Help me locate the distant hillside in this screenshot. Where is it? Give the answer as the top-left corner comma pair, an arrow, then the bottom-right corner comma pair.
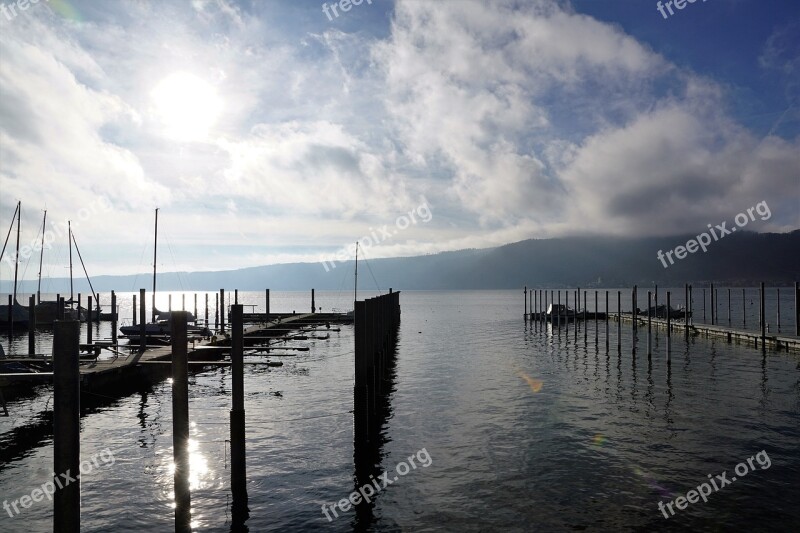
2,230 -> 799,292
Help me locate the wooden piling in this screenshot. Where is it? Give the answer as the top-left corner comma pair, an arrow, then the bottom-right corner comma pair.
194,294 -> 198,319
56,294 -> 62,320
139,288 -> 146,353
776,288 -> 781,333
742,288 -> 746,328
220,289 -> 225,332
182,293 -> 185,311
235,289 -> 238,305
605,291 -> 609,352
215,293 -> 219,329
265,289 -> 270,319
205,293 -> 209,327
617,291 -> 621,351
53,319 -> 80,532
95,293 -> 100,322
230,305 -> 249,522
171,312 -> 191,532
87,296 -> 92,345
647,291 -> 652,356
8,294 -> 12,334
667,291 -> 671,337
169,294 -> 172,313
28,295 -> 35,354
524,286 -> 528,318
111,291 -> 117,346
132,293 -> 137,326
760,282 -> 766,342
312,288 -> 316,314
710,283 -> 715,325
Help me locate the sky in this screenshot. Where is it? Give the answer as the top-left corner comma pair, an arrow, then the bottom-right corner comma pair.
0,0 -> 798,280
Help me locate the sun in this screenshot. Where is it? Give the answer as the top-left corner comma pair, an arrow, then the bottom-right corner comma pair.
151,72 -> 223,142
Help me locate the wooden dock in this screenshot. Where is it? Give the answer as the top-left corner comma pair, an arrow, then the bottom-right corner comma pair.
0,312 -> 346,397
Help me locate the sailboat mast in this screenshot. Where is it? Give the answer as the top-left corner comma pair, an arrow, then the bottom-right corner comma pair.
68,220 -> 74,305
152,208 -> 158,322
37,210 -> 47,304
13,202 -> 20,305
353,241 -> 358,306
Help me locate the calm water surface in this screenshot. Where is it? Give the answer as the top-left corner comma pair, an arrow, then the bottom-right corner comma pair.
1,290 -> 798,531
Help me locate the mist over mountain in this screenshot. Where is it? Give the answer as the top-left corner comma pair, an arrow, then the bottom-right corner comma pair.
3,231 -> 798,294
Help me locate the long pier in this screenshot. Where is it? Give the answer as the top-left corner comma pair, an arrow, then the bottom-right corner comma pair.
522,283 -> 800,353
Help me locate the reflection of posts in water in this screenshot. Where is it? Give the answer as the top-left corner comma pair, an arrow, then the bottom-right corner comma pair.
53,319 -> 80,532
171,312 -> 191,533
230,305 -> 250,526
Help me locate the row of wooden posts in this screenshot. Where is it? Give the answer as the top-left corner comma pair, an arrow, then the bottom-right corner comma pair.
524,282 -> 800,338
354,290 -> 401,445
50,307 -> 250,531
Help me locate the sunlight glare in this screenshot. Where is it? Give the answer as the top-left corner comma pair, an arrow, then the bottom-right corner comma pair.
151,72 -> 223,142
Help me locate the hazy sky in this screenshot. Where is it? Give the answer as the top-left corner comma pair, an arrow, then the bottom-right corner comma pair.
1,0 -> 798,279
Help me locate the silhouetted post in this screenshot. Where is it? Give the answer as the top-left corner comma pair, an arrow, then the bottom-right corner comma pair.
95,293 -> 101,322
265,289 -> 270,319
524,286 -> 528,318
594,290 -> 598,329
667,291 -> 672,338
194,294 -> 198,319
87,296 -> 93,345
714,286 -> 719,325
742,288 -> 746,328
220,289 -> 225,332
215,293 -> 219,329
685,284 -> 689,332
557,291 -> 561,329
53,319 -> 80,532
28,295 -> 35,354
710,283 -> 714,325
230,305 -> 249,523
688,285 -> 693,325
312,288 -> 316,314
577,287 -> 581,312
169,294 -> 172,312
776,288 -> 780,333
7,294 -> 12,334
545,291 -> 549,325
182,294 -> 185,311
702,288 -> 706,322
111,291 -> 117,346
617,291 -> 621,351
605,291 -> 609,351
354,300 -> 369,443
139,288 -> 146,353
235,289 -> 238,305
727,288 -> 731,325
205,293 -> 209,327
633,285 -> 637,331
655,284 -> 658,309
132,294 -> 137,326
171,312 -> 191,532
647,291 -> 652,356
529,289 -> 533,321
760,282 -> 765,342
583,290 -> 587,343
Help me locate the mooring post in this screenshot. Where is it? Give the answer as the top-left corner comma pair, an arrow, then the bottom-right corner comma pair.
171,311 -> 191,532
605,291 -> 609,351
667,291 -> 672,338
583,290 -> 587,343
714,286 -> 719,326
53,319 -> 80,532
544,291 -> 549,325
139,288 -> 146,353
685,284 -> 690,334
529,288 -> 533,321
205,293 -> 209,327
742,288 -> 746,328
215,293 -> 219,329
633,285 -> 637,331
647,291 -> 652,356
111,291 -> 117,346
132,294 -> 137,326
760,282 -> 765,342
727,288 -> 731,325
235,289 -> 238,305
28,295 -> 36,355
688,284 -> 693,325
265,289 -> 270,319
169,294 -> 172,313
95,293 -> 101,322
594,290 -> 598,329
87,296 -> 93,346
230,304 -> 249,523
557,291 -> 561,329
617,291 -> 621,352
776,288 -> 781,333
702,288 -> 706,322
7,294 -> 12,334
710,283 -> 714,325
524,286 -> 528,318
194,294 -> 198,320
220,289 -> 225,332
312,288 -> 316,314
56,294 -> 62,320
182,294 -> 185,311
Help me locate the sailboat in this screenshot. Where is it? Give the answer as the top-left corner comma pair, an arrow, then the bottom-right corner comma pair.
0,201 -> 30,329
119,209 -> 209,342
33,211 -> 82,324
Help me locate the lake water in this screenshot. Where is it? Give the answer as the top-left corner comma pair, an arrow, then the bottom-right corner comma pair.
1,290 -> 798,531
